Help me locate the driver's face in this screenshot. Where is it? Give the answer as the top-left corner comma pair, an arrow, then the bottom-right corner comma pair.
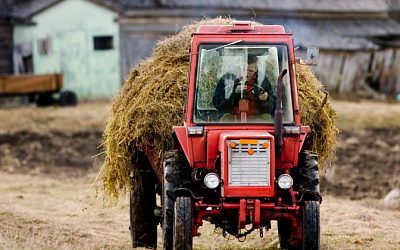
246,63 -> 257,81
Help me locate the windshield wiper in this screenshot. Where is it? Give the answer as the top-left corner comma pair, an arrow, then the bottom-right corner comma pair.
207,40 -> 243,52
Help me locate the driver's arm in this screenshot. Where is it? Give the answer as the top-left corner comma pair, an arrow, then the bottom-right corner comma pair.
256,77 -> 276,114
212,74 -> 239,113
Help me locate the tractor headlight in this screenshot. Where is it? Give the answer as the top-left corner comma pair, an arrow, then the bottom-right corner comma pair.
204,173 -> 220,189
277,174 -> 293,189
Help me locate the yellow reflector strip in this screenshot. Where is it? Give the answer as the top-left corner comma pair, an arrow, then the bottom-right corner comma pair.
239,139 -> 259,145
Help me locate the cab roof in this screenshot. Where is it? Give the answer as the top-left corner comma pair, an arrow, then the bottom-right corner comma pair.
195,21 -> 286,35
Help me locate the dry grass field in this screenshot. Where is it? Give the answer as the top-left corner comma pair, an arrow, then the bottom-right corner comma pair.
0,100 -> 399,249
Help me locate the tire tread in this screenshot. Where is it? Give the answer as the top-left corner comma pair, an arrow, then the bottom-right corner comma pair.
302,201 -> 320,250
174,196 -> 193,250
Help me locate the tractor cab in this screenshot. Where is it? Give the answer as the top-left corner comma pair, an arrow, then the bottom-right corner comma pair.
193,42 -> 293,124
164,21 -> 321,250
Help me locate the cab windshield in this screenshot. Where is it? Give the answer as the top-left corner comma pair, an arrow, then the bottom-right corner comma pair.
193,44 -> 293,124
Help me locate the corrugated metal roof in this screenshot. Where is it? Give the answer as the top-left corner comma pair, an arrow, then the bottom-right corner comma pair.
163,0 -> 393,12
259,18 -> 400,50
387,0 -> 400,10
11,0 -> 157,18
12,0 -> 61,19
8,0 -> 400,51
12,0 -> 125,19
111,0 -> 157,8
12,0 -> 400,18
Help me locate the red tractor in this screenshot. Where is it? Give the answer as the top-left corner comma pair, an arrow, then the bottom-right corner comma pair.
130,21 -> 321,250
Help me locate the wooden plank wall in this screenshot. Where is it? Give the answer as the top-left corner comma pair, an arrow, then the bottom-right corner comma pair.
119,18 -> 192,78
339,51 -> 371,93
313,51 -> 345,91
314,50 -> 400,97
370,49 -> 398,96
0,17 -> 13,74
394,49 -> 400,94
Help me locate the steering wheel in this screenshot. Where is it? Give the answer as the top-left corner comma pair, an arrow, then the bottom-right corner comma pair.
247,84 -> 265,93
237,83 -> 266,98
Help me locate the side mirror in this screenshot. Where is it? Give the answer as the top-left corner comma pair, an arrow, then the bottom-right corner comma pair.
306,47 -> 319,65
296,47 -> 319,66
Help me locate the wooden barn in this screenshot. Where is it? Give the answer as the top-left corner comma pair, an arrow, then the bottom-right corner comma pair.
258,17 -> 400,98
112,0 -> 400,98
3,0 -> 400,98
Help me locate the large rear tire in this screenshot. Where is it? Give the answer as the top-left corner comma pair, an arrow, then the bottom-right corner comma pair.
129,153 -> 157,249
173,196 -> 193,250
296,151 -> 320,193
162,151 -> 185,250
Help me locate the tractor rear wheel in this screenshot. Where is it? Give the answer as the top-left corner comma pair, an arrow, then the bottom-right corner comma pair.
302,201 -> 320,249
173,196 -> 193,250
296,151 -> 320,193
162,151 -> 185,250
129,153 -> 157,248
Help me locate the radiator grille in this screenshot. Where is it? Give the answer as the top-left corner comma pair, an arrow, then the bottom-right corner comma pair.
228,139 -> 271,186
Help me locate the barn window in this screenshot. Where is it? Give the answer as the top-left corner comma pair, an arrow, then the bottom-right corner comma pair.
93,36 -> 113,50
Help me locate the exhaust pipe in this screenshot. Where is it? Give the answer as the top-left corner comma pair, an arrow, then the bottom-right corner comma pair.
274,69 -> 287,154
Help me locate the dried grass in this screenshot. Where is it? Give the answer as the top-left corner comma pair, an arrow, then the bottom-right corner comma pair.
102,18 -> 338,199
296,64 -> 339,169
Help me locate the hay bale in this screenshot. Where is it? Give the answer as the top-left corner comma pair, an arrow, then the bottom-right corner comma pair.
102,18 -> 338,199
296,64 -> 339,169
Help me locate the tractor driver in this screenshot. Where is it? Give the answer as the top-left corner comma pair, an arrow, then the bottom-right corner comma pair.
212,55 -> 275,121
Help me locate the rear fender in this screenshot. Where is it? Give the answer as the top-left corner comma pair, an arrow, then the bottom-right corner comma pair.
299,126 -> 309,152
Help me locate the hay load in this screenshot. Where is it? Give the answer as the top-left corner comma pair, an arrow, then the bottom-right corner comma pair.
296,64 -> 338,169
102,18 -> 338,199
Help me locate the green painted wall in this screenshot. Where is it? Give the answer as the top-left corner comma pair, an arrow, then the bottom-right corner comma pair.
14,0 -> 121,99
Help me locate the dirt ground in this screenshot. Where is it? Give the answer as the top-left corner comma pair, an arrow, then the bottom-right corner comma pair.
321,101 -> 400,200
0,100 -> 399,249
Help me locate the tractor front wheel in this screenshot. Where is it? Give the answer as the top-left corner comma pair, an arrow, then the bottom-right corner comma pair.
302,200 -> 320,249
278,201 -> 320,250
173,196 -> 193,250
162,151 -> 185,250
